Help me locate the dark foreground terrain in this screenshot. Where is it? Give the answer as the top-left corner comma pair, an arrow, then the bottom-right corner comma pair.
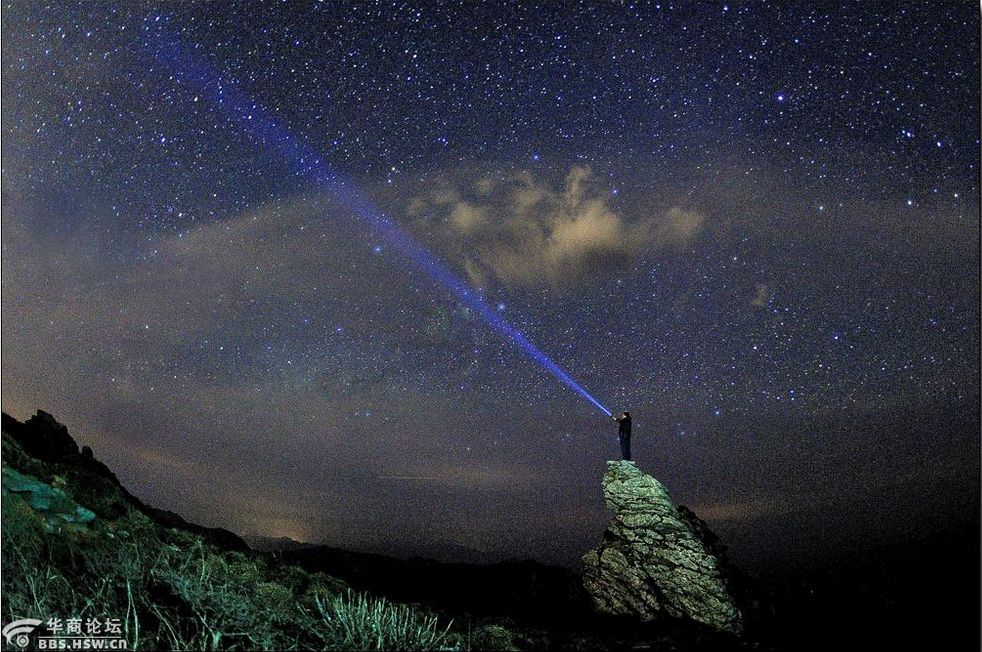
2,410 -> 978,650
265,523 -> 980,651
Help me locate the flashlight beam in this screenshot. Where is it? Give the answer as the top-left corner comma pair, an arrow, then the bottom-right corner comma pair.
149,34 -> 612,418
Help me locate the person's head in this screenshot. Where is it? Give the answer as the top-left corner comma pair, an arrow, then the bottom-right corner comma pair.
623,411 -> 631,419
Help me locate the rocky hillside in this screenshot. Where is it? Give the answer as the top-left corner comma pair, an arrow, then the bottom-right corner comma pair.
2,411 -> 249,550
2,410 -> 755,650
0,411 -> 458,650
4,408 -> 975,650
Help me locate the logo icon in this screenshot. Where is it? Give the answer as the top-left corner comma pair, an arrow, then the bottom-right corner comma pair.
2,619 -> 42,648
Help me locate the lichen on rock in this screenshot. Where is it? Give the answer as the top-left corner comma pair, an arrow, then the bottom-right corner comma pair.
581,460 -> 743,634
2,467 -> 96,528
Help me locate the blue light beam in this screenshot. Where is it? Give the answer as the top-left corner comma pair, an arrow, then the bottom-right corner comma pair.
149,35 -> 612,418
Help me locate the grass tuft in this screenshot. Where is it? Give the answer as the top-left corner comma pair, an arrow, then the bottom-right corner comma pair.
2,457 -> 452,651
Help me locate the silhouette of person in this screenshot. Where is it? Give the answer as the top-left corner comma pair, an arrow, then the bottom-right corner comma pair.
612,411 -> 632,461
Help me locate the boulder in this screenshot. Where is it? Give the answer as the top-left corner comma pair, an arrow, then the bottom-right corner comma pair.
581,460 -> 743,634
3,467 -> 96,526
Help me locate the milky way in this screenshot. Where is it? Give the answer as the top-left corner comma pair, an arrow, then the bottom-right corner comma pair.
2,2 -> 978,568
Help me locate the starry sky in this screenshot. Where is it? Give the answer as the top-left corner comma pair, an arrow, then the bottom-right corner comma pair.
2,1 -> 978,569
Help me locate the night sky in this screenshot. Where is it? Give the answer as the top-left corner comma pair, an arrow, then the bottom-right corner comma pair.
2,1 -> 978,570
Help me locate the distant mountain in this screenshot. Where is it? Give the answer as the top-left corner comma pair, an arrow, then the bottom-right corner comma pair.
276,543 -> 590,625
242,533 -> 315,552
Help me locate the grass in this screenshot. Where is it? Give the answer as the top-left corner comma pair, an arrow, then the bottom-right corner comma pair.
1,434 -> 455,651
310,591 -> 451,651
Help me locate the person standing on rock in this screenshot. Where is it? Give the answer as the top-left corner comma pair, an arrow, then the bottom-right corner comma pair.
612,411 -> 632,461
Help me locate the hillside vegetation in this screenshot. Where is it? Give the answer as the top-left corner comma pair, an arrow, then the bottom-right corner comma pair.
1,413 -> 463,651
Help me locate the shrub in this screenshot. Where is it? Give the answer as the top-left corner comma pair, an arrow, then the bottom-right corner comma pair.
310,590 -> 451,651
470,624 -> 521,651
2,442 -> 458,651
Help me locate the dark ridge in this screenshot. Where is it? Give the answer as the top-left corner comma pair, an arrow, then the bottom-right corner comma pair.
1,410 -> 248,551
277,544 -> 591,626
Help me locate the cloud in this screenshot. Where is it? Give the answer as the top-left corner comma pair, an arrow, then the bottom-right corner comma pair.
448,201 -> 489,234
751,283 -> 771,307
415,166 -> 706,289
687,496 -> 799,523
